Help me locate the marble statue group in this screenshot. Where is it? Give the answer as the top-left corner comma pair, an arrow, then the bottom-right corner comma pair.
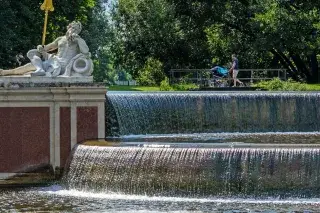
0,21 -> 93,78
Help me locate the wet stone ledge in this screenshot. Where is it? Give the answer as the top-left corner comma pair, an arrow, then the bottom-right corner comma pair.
0,165 -> 56,188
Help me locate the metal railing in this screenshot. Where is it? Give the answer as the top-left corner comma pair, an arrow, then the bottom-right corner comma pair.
169,69 -> 287,87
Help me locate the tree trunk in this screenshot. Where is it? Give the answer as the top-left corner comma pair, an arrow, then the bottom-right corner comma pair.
270,49 -> 298,80
309,52 -> 319,83
289,52 -> 311,82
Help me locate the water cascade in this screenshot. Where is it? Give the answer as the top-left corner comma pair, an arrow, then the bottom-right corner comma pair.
106,92 -> 320,136
64,144 -> 320,197
63,92 -> 320,198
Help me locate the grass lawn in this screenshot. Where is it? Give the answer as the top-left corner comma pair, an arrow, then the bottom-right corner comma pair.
107,85 -> 160,91
305,84 -> 320,90
107,83 -> 320,91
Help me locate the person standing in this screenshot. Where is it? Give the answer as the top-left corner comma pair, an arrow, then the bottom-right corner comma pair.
229,54 -> 243,87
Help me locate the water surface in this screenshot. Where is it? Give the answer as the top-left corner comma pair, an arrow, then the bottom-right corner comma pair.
2,186 -> 320,212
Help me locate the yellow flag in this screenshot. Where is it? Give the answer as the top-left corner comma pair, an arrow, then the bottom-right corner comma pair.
41,0 -> 54,12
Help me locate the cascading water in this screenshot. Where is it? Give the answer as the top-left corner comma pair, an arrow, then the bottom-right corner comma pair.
5,94 -> 320,212
64,144 -> 320,197
105,92 -> 320,136
63,91 -> 320,199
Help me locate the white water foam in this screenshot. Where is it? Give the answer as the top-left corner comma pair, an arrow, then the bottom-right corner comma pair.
39,187 -> 320,205
120,131 -> 320,139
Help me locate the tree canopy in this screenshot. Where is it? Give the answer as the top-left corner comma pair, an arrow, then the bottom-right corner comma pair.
112,0 -> 320,83
0,0 -> 111,82
1,0 -> 320,83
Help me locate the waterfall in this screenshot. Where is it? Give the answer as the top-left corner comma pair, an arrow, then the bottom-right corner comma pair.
62,91 -> 320,197
63,144 -> 320,197
106,92 -> 320,136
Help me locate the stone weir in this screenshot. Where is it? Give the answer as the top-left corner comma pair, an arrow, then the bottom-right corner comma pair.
0,76 -> 106,186
106,91 -> 320,136
62,142 -> 320,198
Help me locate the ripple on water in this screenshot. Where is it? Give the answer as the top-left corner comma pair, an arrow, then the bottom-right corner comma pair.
1,187 -> 320,212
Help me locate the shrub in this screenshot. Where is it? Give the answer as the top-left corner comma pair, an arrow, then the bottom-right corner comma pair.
160,77 -> 174,91
136,58 -> 166,86
172,83 -> 199,91
254,78 -> 307,91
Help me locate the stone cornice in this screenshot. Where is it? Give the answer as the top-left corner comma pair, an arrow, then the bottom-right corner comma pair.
0,87 -> 107,102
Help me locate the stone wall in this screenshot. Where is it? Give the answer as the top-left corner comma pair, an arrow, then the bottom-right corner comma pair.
0,86 -> 106,182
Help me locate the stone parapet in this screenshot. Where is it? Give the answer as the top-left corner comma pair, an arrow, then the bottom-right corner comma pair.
0,87 -> 106,102
0,76 -> 93,84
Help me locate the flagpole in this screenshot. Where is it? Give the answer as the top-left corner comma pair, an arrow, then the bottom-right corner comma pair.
40,0 -> 54,46
42,10 -> 49,46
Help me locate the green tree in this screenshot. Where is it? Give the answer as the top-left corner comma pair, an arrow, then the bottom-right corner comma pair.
136,57 -> 165,86
0,0 -> 43,69
252,0 -> 320,82
112,0 -> 181,77
0,0 -> 112,82
112,0 -> 221,84
205,0 -> 320,82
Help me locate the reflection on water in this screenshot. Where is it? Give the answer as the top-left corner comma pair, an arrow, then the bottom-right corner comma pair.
1,186 -> 320,212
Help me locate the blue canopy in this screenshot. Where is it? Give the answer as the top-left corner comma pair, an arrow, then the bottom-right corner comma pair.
211,66 -> 228,77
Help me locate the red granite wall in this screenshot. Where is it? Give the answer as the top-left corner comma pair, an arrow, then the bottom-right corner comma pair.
0,107 -> 50,173
60,107 -> 71,168
77,107 -> 98,143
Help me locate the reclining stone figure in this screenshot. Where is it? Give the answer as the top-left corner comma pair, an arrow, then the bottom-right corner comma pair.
0,21 -> 93,77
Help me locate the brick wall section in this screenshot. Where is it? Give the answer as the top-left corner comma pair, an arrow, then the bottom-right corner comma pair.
0,107 -> 50,172
60,107 -> 71,168
77,106 -> 98,143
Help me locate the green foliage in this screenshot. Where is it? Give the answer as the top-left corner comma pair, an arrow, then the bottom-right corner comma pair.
205,0 -> 320,82
0,0 -> 43,69
304,84 -> 320,90
112,0 -> 181,76
109,83 -> 198,91
172,83 -> 199,91
160,77 -> 174,91
50,1 -> 114,83
137,58 -> 165,86
82,3 -> 113,83
3,0 -> 320,84
159,76 -> 199,91
254,78 -> 307,91
112,0 -> 215,78
0,0 -> 113,82
113,0 -> 320,83
108,85 -> 160,91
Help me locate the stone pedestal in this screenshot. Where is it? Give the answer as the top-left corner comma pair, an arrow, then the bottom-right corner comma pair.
0,82 -> 106,184
0,76 -> 93,84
